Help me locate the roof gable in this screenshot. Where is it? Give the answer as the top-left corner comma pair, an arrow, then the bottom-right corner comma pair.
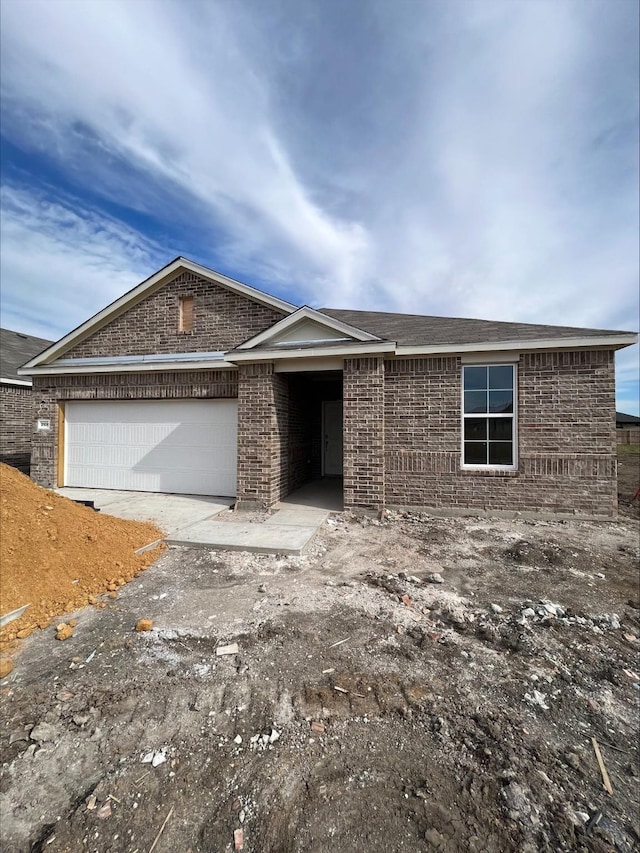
22,258 -> 298,369
234,306 -> 382,351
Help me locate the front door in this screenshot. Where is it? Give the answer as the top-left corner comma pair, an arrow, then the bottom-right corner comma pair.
322,400 -> 343,476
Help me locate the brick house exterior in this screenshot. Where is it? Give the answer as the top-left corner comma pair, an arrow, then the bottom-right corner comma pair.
19,258 -> 637,518
1,328 -> 53,472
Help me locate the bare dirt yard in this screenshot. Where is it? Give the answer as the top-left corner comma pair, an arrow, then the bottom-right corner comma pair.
1,449 -> 639,853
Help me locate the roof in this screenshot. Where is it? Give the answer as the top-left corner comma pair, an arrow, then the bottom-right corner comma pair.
320,308 -> 633,348
616,411 -> 640,424
1,328 -> 53,383
17,257 -> 638,376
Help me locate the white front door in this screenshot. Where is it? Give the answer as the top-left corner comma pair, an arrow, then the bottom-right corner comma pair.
322,400 -> 343,476
64,399 -> 238,496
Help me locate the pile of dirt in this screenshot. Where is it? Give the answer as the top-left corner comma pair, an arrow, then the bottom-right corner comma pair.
0,464 -> 164,649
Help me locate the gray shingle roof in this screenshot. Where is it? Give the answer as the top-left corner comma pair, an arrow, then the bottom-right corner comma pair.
319,308 -> 632,347
616,411 -> 640,425
1,328 -> 53,382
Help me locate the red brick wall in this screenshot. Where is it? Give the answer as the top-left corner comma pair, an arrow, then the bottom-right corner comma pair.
31,370 -> 237,489
344,356 -> 385,510
65,271 -> 286,358
0,384 -> 34,471
384,350 -> 617,516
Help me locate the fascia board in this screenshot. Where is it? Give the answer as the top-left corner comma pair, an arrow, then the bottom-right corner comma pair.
236,305 -> 381,350
21,257 -> 298,370
1,377 -> 33,386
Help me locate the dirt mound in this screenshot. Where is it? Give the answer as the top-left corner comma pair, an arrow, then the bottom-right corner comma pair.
0,464 -> 164,648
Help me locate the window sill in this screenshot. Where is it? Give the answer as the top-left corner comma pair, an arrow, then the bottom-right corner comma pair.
459,466 -> 519,477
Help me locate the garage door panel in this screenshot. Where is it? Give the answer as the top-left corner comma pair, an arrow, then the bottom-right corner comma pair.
64,400 -> 238,496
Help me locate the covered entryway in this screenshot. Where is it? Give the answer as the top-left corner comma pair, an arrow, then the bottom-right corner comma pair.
63,399 -> 237,496
278,370 -> 343,505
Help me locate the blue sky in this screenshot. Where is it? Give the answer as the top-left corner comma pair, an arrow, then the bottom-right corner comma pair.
0,0 -> 638,413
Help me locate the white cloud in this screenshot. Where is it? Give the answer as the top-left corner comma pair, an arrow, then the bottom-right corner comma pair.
0,0 -> 371,304
0,0 -> 637,405
0,185 -> 163,339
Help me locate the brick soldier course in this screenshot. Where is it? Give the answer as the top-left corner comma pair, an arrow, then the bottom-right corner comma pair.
19,257 -> 636,518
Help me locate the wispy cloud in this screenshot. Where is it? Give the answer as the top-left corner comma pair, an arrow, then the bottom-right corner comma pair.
0,0 -> 637,406
0,185 -> 163,338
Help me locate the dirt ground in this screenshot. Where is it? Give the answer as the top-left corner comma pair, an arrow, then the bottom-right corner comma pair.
0,465 -> 164,649
1,453 -> 639,853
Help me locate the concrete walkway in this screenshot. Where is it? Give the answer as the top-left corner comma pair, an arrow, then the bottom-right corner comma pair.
167,500 -> 331,555
57,483 -> 335,555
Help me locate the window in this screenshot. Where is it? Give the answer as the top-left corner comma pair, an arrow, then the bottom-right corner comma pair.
462,364 -> 516,468
178,296 -> 194,333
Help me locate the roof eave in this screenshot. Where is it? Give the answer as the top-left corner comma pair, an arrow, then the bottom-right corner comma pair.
395,333 -> 638,356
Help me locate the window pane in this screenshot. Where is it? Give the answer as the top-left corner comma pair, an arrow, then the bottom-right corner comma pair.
489,390 -> 513,413
464,367 -> 488,391
489,442 -> 513,465
464,390 -> 487,413
464,418 -> 487,441
464,442 -> 487,464
488,365 -> 513,390
489,419 -> 513,441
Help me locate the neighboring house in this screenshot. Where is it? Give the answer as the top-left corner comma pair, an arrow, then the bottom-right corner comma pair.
616,411 -> 640,429
19,257 -> 638,517
0,328 -> 53,472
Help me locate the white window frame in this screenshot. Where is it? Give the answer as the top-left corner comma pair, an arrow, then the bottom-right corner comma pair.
460,363 -> 518,471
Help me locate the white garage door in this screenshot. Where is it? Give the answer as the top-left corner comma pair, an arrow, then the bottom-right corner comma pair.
64,400 -> 237,496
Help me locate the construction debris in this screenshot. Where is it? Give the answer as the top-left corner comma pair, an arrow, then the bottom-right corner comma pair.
216,643 -> 239,656
592,737 -> 614,795
141,748 -> 168,767
148,806 -> 174,853
96,801 -> 111,820
233,827 -> 244,851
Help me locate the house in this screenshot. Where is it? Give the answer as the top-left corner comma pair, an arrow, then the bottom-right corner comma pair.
616,411 -> 640,429
0,328 -> 53,472
19,257 -> 638,517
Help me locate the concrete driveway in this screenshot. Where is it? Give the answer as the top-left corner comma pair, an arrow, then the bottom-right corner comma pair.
55,488 -> 231,536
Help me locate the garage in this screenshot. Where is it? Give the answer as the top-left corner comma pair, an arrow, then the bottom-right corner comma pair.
63,400 -> 237,496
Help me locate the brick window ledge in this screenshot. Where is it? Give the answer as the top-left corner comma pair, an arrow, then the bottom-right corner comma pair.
459,468 -> 520,478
